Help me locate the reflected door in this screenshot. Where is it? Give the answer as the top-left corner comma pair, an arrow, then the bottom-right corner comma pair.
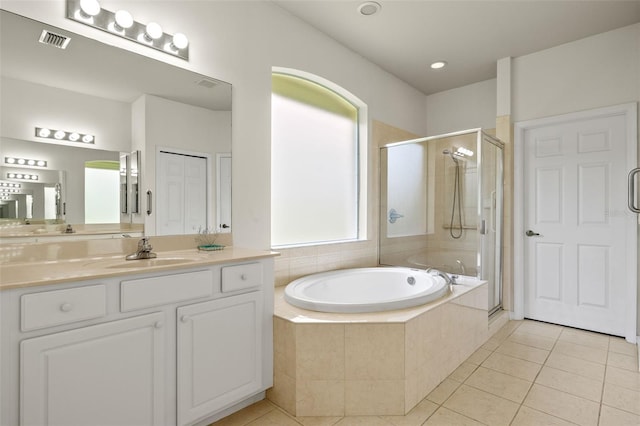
157,151 -> 207,235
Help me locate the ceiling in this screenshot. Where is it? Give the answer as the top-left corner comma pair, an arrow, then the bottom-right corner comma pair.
273,0 -> 640,95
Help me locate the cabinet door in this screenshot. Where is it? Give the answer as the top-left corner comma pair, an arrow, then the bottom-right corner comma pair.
21,312 -> 165,426
177,292 -> 262,426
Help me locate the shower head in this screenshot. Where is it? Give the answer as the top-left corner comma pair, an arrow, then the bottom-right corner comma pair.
442,149 -> 459,163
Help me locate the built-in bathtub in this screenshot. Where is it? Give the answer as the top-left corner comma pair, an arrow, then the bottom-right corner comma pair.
268,268 -> 490,417
284,267 -> 449,313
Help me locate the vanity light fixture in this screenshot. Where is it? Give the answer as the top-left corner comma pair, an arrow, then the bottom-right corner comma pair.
66,0 -> 189,60
7,173 -> 38,181
1,188 -> 20,193
0,182 -> 21,188
35,127 -> 95,144
4,157 -> 47,168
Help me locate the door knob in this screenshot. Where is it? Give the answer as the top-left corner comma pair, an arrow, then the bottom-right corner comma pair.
526,230 -> 540,237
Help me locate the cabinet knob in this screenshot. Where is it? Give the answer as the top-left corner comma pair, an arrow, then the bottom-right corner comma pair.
180,315 -> 190,323
60,303 -> 73,312
154,321 -> 163,329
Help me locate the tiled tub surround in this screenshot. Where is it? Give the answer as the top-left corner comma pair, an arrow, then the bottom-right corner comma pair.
267,280 -> 489,417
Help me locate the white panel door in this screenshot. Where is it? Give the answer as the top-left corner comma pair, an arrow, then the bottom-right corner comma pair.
177,292 -> 262,426
523,112 -> 632,336
21,313 -> 165,426
157,151 -> 207,235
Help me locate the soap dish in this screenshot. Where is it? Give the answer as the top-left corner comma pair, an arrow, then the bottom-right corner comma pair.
198,244 -> 225,251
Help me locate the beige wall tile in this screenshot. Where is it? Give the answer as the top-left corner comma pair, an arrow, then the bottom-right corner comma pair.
297,380 -> 345,417
534,366 -> 603,402
273,317 -> 296,378
296,324 -> 345,381
443,384 -> 519,426
523,384 -> 600,426
344,380 -> 405,416
267,373 -> 297,416
345,324 -> 404,380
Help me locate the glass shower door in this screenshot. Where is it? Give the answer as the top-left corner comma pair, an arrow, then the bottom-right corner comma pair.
479,133 -> 504,315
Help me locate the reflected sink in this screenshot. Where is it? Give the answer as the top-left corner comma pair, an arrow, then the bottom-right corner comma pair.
104,257 -> 198,269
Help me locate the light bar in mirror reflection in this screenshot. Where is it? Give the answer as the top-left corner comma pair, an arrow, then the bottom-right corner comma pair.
5,157 -> 47,167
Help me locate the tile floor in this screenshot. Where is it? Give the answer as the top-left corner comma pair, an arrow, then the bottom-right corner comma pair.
211,319 -> 640,426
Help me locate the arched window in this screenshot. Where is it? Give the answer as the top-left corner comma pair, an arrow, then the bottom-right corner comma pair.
271,69 -> 367,247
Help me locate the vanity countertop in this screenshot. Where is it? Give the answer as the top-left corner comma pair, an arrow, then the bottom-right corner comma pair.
0,247 -> 278,290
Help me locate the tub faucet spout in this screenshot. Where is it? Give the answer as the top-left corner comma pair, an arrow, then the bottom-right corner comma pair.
426,268 -> 457,285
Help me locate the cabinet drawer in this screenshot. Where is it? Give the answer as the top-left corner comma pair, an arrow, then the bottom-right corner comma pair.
221,263 -> 263,293
21,285 -> 107,331
121,269 -> 214,312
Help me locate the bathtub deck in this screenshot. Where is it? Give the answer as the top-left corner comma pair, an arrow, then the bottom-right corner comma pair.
268,280 -> 489,416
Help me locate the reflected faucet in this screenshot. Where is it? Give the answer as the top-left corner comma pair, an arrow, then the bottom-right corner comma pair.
126,237 -> 157,260
456,259 -> 466,275
426,268 -> 458,286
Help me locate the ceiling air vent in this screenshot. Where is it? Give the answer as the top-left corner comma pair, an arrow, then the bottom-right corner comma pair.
38,30 -> 71,49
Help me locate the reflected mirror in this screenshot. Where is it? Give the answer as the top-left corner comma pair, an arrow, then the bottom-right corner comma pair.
0,10 -> 232,236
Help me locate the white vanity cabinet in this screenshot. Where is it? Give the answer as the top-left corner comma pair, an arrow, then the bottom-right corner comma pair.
0,256 -> 275,426
21,312 -> 166,426
177,291 -> 263,425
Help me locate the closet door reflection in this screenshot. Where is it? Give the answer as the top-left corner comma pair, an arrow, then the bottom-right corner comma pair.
157,151 -> 208,235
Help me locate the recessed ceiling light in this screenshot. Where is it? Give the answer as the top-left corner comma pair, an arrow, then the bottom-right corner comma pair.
358,1 -> 381,16
430,61 -> 447,70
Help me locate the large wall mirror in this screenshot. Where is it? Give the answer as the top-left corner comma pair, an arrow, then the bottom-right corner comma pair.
0,10 -> 232,237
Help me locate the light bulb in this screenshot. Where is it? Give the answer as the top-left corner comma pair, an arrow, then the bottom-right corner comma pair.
172,33 -> 189,49
37,160 -> 47,167
82,134 -> 94,143
79,0 -> 101,17
145,22 -> 163,40
27,159 -> 36,166
30,175 -> 38,180
430,61 -> 447,70
114,10 -> 134,29
54,130 -> 66,140
69,132 -> 80,142
38,128 -> 51,138
17,159 -> 25,165
5,157 -> 15,164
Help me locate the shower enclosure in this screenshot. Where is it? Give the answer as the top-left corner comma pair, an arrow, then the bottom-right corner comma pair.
380,129 -> 504,314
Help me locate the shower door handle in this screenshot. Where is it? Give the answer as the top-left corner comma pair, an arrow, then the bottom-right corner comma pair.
479,219 -> 487,235
388,208 -> 404,224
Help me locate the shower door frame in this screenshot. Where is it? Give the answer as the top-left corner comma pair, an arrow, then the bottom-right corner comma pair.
379,128 -> 505,315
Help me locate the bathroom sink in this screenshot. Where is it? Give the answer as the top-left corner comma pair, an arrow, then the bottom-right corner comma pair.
103,257 -> 198,269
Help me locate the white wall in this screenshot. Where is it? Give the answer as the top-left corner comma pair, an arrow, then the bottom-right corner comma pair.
425,79 -> 497,136
1,0 -> 428,249
513,23 -> 639,122
0,77 -> 131,152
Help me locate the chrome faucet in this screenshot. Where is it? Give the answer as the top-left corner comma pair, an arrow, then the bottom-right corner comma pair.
426,268 -> 458,286
126,237 -> 157,260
